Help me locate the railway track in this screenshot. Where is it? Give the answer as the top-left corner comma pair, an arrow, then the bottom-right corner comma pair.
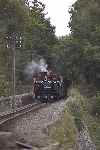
0,102 -> 46,126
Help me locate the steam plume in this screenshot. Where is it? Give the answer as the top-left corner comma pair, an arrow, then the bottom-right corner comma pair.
24,58 -> 48,78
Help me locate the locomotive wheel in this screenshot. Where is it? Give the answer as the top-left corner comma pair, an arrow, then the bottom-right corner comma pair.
39,95 -> 48,103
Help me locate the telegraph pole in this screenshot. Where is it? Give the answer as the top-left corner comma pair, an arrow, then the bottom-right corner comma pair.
6,32 -> 22,110
12,33 -> 16,110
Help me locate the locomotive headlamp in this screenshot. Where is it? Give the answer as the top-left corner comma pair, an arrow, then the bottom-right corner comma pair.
37,96 -> 40,99
44,95 -> 48,99
51,96 -> 54,99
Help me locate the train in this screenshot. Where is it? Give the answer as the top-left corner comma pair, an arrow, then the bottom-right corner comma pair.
32,70 -> 64,102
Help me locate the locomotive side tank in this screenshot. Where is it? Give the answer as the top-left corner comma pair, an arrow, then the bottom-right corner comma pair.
32,70 -> 64,102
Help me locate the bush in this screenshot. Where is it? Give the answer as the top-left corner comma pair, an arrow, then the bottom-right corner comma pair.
49,109 -> 77,150
92,92 -> 100,116
67,88 -> 88,131
0,79 -> 8,96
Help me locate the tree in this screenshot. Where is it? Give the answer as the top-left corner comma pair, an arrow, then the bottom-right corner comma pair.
25,0 -> 56,57
0,0 -> 56,95
0,0 -> 31,95
69,0 -> 100,86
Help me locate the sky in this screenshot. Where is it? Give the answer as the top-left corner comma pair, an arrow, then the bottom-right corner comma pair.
40,0 -> 77,36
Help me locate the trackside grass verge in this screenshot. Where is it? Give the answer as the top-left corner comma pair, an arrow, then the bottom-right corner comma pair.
48,87 -> 100,150
48,108 -> 78,150
67,87 -> 100,150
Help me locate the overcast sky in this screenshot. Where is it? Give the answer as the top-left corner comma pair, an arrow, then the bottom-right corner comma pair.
40,0 -> 77,36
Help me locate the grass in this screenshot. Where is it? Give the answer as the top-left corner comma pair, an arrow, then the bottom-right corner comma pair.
48,86 -> 100,150
68,86 -> 100,150
84,113 -> 100,150
49,108 -> 78,150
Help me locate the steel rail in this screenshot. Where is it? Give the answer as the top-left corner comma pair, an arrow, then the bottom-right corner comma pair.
0,102 -> 46,126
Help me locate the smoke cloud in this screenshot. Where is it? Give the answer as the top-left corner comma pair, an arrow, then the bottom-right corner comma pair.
24,58 -> 48,79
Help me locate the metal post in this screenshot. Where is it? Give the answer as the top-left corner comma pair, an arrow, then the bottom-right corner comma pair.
10,33 -> 16,110
12,42 -> 16,110
6,32 -> 22,110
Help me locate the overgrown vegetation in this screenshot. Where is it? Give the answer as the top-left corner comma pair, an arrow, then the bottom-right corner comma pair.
0,0 -> 56,96
67,87 -> 100,150
1,0 -> 100,95
49,107 -> 77,150
48,87 -> 100,149
67,89 -> 86,131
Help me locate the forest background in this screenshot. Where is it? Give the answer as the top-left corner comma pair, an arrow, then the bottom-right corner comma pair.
0,0 -> 100,114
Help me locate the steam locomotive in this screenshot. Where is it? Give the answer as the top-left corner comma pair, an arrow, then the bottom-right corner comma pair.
32,70 -> 64,102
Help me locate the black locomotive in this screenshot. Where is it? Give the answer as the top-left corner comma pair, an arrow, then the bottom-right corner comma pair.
32,71 -> 64,102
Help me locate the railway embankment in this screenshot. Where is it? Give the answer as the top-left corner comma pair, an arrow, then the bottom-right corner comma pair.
0,99 -> 72,150
0,87 -> 99,150
46,87 -> 96,150
65,88 -> 96,150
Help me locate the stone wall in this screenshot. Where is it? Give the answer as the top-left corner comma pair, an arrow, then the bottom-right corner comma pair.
0,93 -> 33,113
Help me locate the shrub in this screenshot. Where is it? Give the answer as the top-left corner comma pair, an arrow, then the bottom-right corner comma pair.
0,78 -> 8,96
92,92 -> 100,116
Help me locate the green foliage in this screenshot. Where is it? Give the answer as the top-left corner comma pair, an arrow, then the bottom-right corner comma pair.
67,88 -> 87,131
26,1 -> 56,57
0,76 -> 8,96
68,0 -> 100,86
69,0 -> 100,44
91,92 -> 100,116
51,36 -> 82,82
95,93 -> 100,115
0,0 -> 31,94
0,0 -> 56,95
87,117 -> 100,150
1,0 -> 100,97
68,87 -> 100,150
49,109 -> 77,150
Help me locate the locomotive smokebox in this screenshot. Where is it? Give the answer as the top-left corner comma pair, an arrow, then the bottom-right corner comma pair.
40,71 -> 47,77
